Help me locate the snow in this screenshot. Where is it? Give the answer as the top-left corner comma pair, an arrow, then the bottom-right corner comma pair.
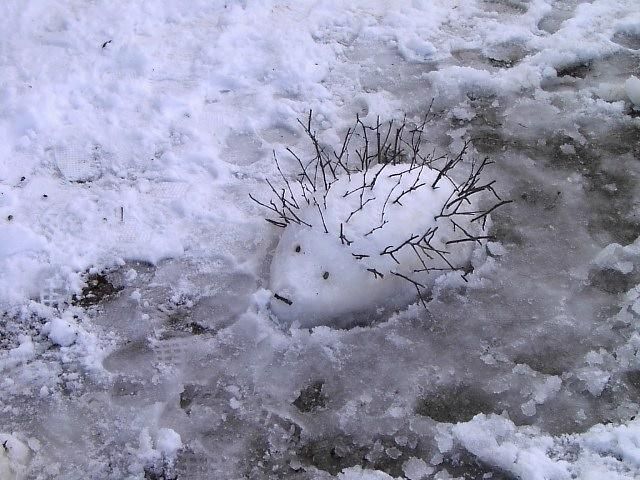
8,336 -> 35,363
156,428 -> 182,460
0,433 -> 31,480
626,76 -> 640,107
337,466 -> 398,480
402,457 -> 433,480
448,414 -> 640,479
577,366 -> 611,397
0,225 -> 45,258
269,162 -> 486,327
592,238 -> 640,274
1,0 -> 640,478
46,317 -> 77,347
452,415 -> 569,480
486,241 -> 507,257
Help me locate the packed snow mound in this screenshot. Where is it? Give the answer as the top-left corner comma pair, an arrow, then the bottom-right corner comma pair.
0,434 -> 31,480
46,317 -> 78,347
261,117 -> 506,328
446,414 -> 640,480
269,163 -> 481,328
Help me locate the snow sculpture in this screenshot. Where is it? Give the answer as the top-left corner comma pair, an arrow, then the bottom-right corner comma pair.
252,113 -> 509,328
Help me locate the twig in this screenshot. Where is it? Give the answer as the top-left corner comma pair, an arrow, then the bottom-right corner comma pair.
339,223 -> 353,246
391,271 -> 427,308
471,200 -> 513,228
367,268 -> 384,279
316,203 -> 328,233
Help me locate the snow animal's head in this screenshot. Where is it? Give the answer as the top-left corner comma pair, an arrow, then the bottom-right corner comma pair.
254,114 -> 508,328
269,223 -> 396,328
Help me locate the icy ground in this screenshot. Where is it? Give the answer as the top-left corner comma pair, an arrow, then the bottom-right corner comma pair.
1,0 -> 640,478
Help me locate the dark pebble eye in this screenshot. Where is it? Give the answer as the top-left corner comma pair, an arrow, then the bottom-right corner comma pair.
295,245 -> 301,253
322,271 -> 330,280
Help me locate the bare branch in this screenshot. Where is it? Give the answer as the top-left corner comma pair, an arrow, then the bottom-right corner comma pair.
364,219 -> 388,237
367,268 -> 384,279
316,203 -> 328,234
470,200 -> 513,228
340,223 -> 353,246
391,271 -> 427,308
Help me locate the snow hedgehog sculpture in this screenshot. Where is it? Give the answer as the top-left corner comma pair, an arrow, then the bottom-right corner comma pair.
251,112 -> 510,328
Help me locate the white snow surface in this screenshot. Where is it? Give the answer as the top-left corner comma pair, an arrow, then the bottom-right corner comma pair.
1,0 -> 640,478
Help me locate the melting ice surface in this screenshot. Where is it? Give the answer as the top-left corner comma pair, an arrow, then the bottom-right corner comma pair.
269,163 -> 482,328
1,0 -> 640,479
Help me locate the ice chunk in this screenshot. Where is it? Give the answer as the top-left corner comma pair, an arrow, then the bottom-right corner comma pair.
521,399 -> 537,417
337,466 -> 398,479
592,242 -> 638,274
533,376 -> 562,403
47,317 -> 77,347
625,76 -> 640,107
402,457 -> 433,480
156,428 -> 182,461
577,367 -> 610,397
397,34 -> 437,63
487,241 -> 507,257
0,433 -> 31,480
